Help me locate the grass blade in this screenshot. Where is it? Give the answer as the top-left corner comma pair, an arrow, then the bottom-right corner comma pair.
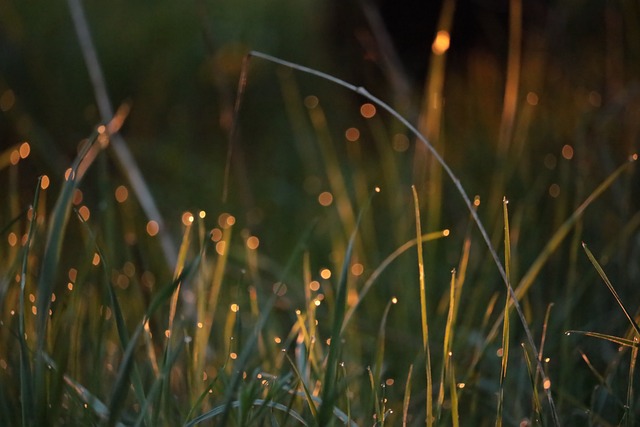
18,177 -> 42,427
318,190 -> 376,426
582,242 -> 640,337
496,197 -> 512,427
412,185 -> 433,427
403,364 -> 414,427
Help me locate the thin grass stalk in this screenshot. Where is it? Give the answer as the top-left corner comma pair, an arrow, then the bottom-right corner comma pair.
372,298 -> 396,424
521,344 -> 543,425
243,51 -> 563,424
403,364 -> 413,427
624,338 -> 638,427
448,354 -> 459,427
368,368 -> 381,425
412,185 -> 433,427
489,0 -> 522,228
437,269 -> 456,422
414,0 -> 456,235
18,178 -> 41,427
582,243 -> 640,337
496,198 -> 512,427
534,304 -> 554,390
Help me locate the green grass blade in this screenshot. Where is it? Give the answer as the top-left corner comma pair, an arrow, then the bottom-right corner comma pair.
412,185 -> 433,427
284,354 -> 318,419
582,242 -> 640,337
318,190 -> 375,426
35,136 -> 98,424
73,208 -> 149,423
437,269 -> 456,421
216,220 -> 317,426
18,177 -> 42,427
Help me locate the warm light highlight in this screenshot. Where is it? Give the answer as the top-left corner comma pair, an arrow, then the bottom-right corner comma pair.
304,95 -> 319,109
309,280 -> 320,291
92,253 -> 100,266
246,236 -> 260,250
182,212 -> 194,226
78,206 -> 90,221
561,144 -> 574,160
320,268 -> 331,279
345,127 -> 360,142
230,303 -> 239,313
19,142 -> 30,159
318,191 -> 333,206
115,185 -> 128,203
360,103 -> 376,119
146,220 -> 159,236
351,263 -> 364,276
210,228 -> 222,242
40,175 -> 50,190
432,30 -> 451,55
392,134 -> 409,152
0,89 -> 15,112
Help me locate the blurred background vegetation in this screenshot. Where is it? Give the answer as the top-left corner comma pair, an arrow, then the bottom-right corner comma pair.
2,0 -> 640,424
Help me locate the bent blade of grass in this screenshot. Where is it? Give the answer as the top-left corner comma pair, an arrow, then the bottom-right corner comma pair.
18,177 -> 42,427
285,353 -> 318,419
245,51 -> 560,424
412,186 -> 433,427
582,242 -> 640,337
341,230 -> 448,334
564,330 -> 638,348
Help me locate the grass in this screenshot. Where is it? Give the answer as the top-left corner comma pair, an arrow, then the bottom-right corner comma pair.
2,1 -> 640,426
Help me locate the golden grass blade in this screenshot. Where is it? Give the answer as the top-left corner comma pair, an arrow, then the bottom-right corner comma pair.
285,354 -> 318,419
448,355 -> 459,427
437,269 -> 456,421
403,364 -> 414,427
496,198 -> 512,427
565,330 -> 638,348
582,242 -> 640,337
412,185 -> 433,427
